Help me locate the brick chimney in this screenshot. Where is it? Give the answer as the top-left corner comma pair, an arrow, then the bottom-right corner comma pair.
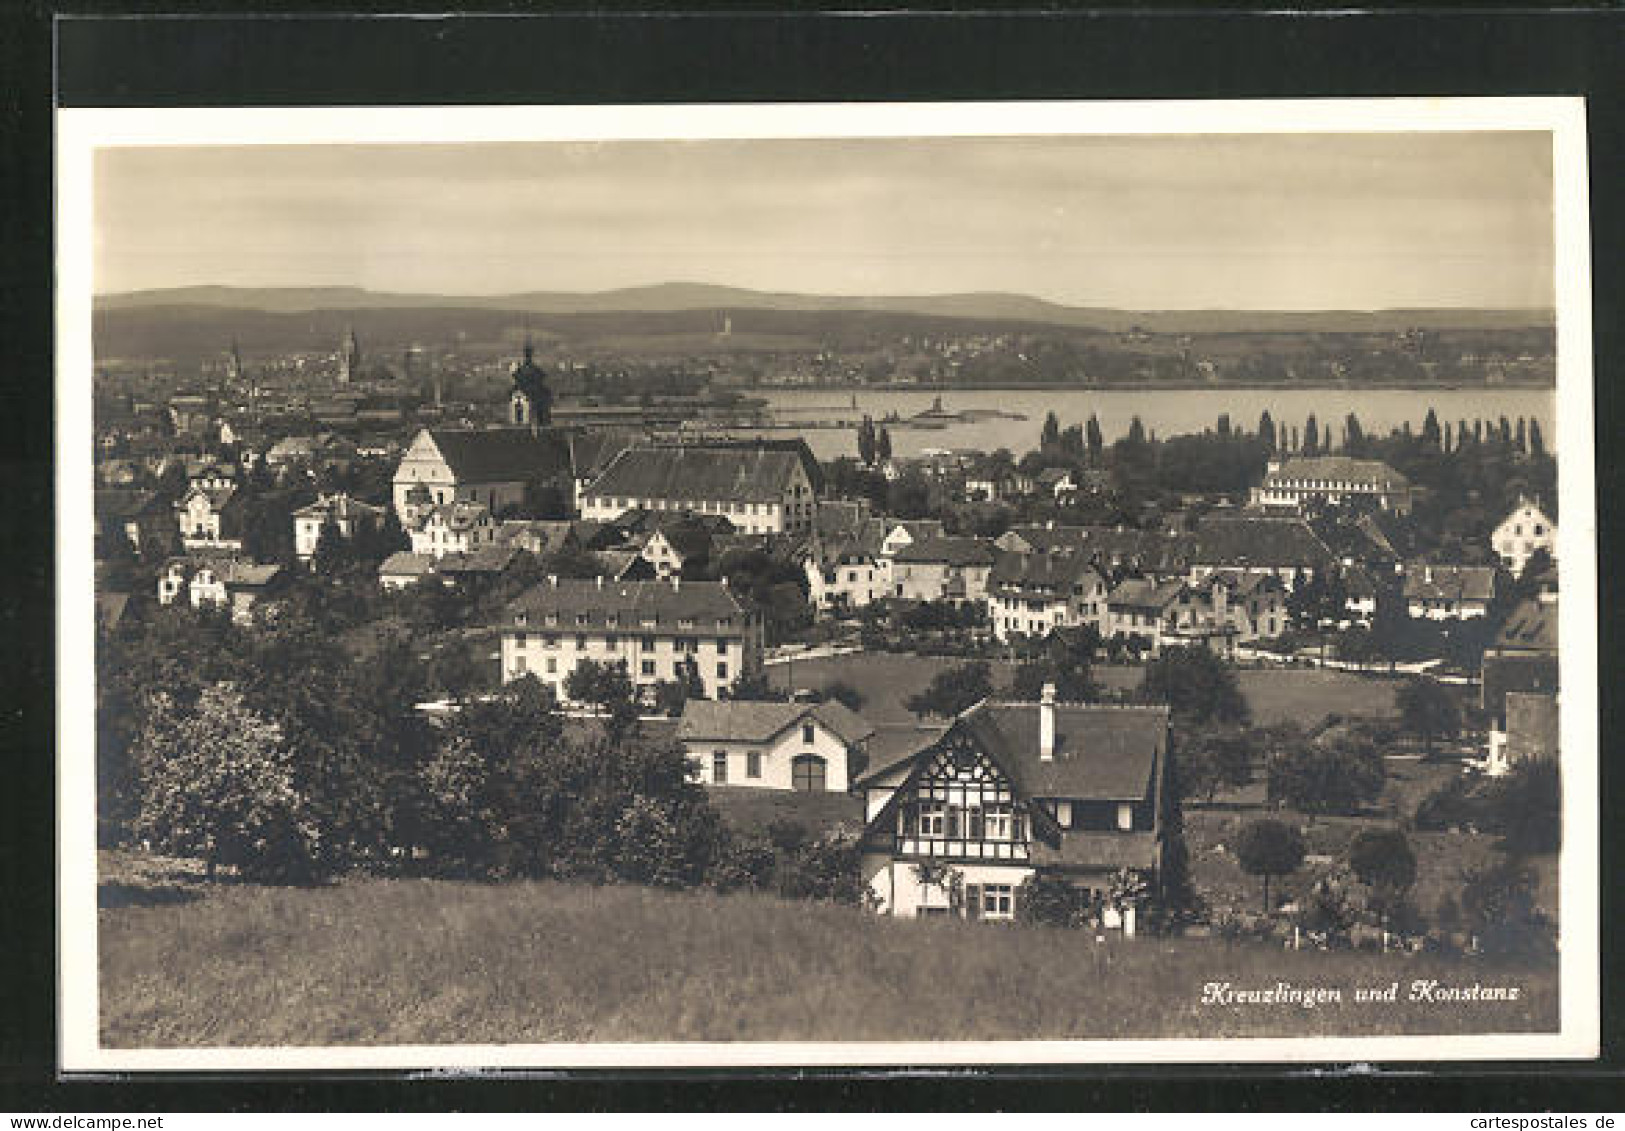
1040,682 -> 1057,761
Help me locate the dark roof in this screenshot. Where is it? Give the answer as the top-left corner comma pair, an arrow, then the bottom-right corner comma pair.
962,701 -> 1168,801
853,724 -> 951,784
1402,562 -> 1498,603
293,493 -> 386,521
1107,577 -> 1185,611
650,516 -> 730,560
438,546 -> 520,575
1000,524 -> 1197,574
1266,456 -> 1410,490
1029,831 -> 1161,873
585,441 -> 819,504
502,577 -> 750,632
676,700 -> 875,746
380,551 -> 437,578
1193,515 -> 1333,570
568,428 -> 643,480
892,535 -> 996,567
427,426 -> 573,484
1493,597 -> 1559,651
989,549 -> 1100,593
495,519 -> 576,553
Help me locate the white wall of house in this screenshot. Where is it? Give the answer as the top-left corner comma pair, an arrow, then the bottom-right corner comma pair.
685,720 -> 853,792
501,626 -> 758,702
1492,502 -> 1557,576
860,855 -> 1034,919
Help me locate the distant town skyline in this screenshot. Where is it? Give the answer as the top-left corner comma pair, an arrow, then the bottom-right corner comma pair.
95,132 -> 1554,311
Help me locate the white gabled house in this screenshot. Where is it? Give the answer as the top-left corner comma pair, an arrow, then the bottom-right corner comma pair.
157,557 -> 285,624
293,492 -> 386,562
174,483 -> 244,551
676,699 -> 876,792
411,500 -> 498,559
854,687 -> 1170,929
1491,497 -> 1557,577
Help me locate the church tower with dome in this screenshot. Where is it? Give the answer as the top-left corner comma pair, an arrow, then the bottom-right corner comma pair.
509,336 -> 553,432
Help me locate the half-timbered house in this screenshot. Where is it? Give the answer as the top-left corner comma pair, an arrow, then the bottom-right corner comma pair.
854,686 -> 1170,927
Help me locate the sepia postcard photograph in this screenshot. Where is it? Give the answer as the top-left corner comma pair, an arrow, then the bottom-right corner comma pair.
55,98 -> 1598,1071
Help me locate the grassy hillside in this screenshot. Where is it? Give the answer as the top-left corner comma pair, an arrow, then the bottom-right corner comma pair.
99,853 -> 1556,1048
770,653 -> 1398,729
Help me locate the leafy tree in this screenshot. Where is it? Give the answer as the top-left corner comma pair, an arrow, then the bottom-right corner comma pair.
131,682 -> 316,883
310,516 -> 350,575
1257,410 -> 1276,454
1265,730 -> 1385,814
1396,675 -> 1461,753
1085,414 -> 1104,462
565,658 -> 635,713
1140,646 -> 1250,727
1041,411 -> 1061,449
905,661 -> 993,719
1421,407 -> 1442,450
1347,827 -> 1418,927
1235,818 -> 1306,912
876,426 -> 893,462
1528,418 -> 1545,457
857,415 -> 877,466
1177,728 -> 1253,803
1303,414 -> 1320,456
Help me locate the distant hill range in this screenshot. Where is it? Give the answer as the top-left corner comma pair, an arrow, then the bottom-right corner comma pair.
95,283 -> 1553,335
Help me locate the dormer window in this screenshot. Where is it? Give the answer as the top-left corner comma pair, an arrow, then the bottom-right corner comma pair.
575,613 -> 590,626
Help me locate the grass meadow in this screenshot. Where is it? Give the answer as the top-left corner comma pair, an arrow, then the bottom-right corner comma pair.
100,851 -> 1555,1048
770,652 -> 1399,728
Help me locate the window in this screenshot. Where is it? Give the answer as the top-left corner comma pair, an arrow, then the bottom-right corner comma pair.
606,635 -> 618,649
544,634 -> 559,648
802,722 -> 816,744
1117,803 -> 1135,831
642,637 -> 655,651
641,659 -> 656,677
913,800 -> 945,836
712,752 -> 728,784
792,754 -> 827,793
545,657 -> 557,675
511,655 -> 527,675
576,634 -> 588,650
515,632 -> 529,648
716,638 -> 730,652
746,752 -> 761,779
983,804 -> 1012,840
717,661 -> 729,680
981,884 -> 1014,920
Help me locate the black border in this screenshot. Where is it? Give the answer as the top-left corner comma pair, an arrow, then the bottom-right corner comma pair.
5,5 -> 1622,1111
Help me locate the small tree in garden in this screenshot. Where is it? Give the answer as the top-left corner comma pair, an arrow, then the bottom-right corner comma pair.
1266,731 -> 1385,815
1235,818 -> 1306,912
1347,827 -> 1419,928
565,658 -> 635,713
1396,675 -> 1461,754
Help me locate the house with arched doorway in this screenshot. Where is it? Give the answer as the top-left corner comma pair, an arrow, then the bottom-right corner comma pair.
676,699 -> 875,792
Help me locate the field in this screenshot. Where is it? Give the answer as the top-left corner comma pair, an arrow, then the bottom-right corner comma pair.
770,651 -> 1399,728
99,850 -> 1555,1047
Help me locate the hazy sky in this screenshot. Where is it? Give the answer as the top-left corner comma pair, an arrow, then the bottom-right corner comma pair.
94,132 -> 1554,310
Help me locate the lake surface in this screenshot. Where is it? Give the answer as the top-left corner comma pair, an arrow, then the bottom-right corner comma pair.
757,386 -> 1556,461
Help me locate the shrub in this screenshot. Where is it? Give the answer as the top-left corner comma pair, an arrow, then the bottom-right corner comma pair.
1016,874 -> 1098,929
1486,758 -> 1561,855
1413,774 -> 1485,832
1458,855 -> 1553,958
